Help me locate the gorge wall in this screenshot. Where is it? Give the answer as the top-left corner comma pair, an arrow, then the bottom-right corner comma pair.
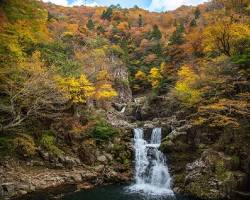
129,96 -> 250,200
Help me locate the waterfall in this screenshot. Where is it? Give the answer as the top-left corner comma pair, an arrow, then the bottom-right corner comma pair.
151,128 -> 162,144
129,128 -> 174,196
120,106 -> 126,113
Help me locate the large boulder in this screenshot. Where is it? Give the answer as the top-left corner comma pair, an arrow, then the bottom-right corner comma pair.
183,150 -> 248,199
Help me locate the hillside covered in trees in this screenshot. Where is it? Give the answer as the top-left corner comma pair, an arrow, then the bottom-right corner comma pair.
0,0 -> 250,199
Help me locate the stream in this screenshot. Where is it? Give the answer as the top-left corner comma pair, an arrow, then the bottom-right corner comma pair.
14,128 -> 200,200
63,128 -> 194,200
62,184 -> 198,200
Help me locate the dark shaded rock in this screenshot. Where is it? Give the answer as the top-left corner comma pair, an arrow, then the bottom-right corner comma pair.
78,141 -> 97,166
1,182 -> 15,197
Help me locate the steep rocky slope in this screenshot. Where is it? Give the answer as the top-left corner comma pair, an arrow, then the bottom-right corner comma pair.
129,95 -> 250,200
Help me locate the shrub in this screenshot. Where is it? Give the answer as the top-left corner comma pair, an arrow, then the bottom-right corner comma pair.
91,120 -> 119,141
13,134 -> 37,158
40,131 -> 64,156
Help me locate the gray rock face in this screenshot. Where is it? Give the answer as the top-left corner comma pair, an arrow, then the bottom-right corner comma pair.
0,163 -> 132,200
58,156 -> 81,168
97,155 -> 107,163
112,62 -> 132,103
107,111 -> 137,129
183,150 -> 248,199
0,182 -> 15,197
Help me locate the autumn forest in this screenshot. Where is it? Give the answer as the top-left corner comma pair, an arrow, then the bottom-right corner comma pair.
0,0 -> 250,199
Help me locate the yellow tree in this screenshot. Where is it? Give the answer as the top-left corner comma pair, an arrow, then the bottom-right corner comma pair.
1,52 -> 69,132
148,67 -> 162,89
135,70 -> 147,81
174,64 -> 201,106
134,70 -> 148,92
57,74 -> 95,104
0,0 -> 49,63
203,20 -> 250,56
94,70 -> 118,101
94,83 -> 118,100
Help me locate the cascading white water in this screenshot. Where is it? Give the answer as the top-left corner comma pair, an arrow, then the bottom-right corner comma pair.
129,128 -> 174,196
120,106 -> 126,113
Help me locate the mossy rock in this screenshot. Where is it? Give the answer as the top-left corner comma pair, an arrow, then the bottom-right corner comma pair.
91,120 -> 119,141
160,140 -> 174,153
161,139 -> 190,153
39,131 -> 64,157
185,175 -> 221,199
173,172 -> 186,187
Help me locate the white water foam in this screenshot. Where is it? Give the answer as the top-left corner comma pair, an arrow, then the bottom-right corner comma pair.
129,128 -> 174,196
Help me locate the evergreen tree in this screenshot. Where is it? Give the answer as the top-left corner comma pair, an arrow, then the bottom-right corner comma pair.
87,18 -> 95,30
150,25 -> 162,40
115,4 -> 121,9
152,42 -> 162,57
97,25 -> 105,34
177,23 -> 185,33
194,7 -> 201,19
169,23 -> 185,45
101,6 -> 113,21
190,19 -> 197,27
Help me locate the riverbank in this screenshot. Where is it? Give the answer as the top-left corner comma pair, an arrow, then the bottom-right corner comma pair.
0,158 -> 133,199
0,113 -> 134,200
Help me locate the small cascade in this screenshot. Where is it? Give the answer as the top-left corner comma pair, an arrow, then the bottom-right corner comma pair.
151,128 -> 162,144
120,106 -> 126,113
129,128 -> 174,196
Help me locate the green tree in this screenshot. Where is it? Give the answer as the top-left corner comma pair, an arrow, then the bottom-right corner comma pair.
150,25 -> 162,40
97,25 -> 105,34
101,6 -> 113,21
194,7 -> 201,19
87,18 -> 95,30
134,5 -> 140,9
190,19 -> 197,27
232,48 -> 250,67
169,23 -> 185,45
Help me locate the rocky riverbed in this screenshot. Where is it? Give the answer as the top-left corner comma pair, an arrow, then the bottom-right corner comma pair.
0,159 -> 132,199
